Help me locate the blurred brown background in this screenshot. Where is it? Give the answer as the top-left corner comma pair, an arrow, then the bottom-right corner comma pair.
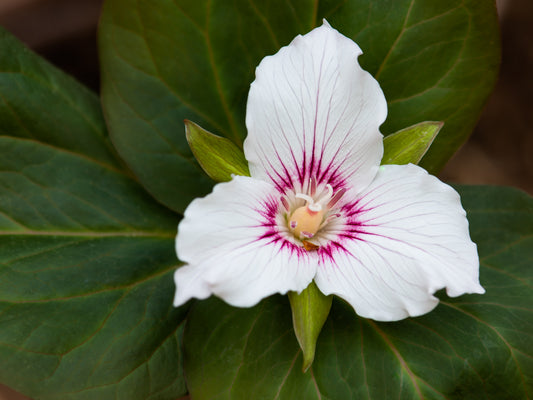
440,0 -> 533,193
0,0 -> 531,399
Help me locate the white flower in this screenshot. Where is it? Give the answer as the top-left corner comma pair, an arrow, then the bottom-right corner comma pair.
173,21 -> 484,321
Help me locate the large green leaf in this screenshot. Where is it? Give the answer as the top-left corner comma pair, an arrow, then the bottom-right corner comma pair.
0,30 -> 187,399
183,185 -> 532,399
0,27 -> 118,170
0,136 -> 187,400
99,0 -> 499,212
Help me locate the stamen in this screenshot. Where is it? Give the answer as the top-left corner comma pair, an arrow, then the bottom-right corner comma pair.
280,196 -> 290,211
327,187 -> 346,209
309,176 -> 317,196
316,184 -> 334,206
290,220 -> 297,229
301,231 -> 314,239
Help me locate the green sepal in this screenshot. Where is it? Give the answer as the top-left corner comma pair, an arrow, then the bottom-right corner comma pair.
185,120 -> 250,182
288,281 -> 333,372
382,121 -> 443,165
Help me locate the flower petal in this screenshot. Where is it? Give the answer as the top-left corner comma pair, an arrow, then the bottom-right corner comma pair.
174,176 -> 317,307
244,21 -> 387,194
314,164 -> 484,321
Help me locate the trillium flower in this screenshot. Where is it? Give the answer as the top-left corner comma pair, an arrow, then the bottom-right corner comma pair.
173,21 -> 484,321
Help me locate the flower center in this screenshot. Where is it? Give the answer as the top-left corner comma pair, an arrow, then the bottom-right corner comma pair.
288,184 -> 333,240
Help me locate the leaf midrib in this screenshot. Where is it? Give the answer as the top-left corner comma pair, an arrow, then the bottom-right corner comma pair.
0,262 -> 178,305
0,230 -> 174,238
0,135 -> 125,176
367,320 -> 424,399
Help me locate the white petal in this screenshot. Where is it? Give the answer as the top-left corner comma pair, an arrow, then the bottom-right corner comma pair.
174,176 -> 317,307
244,21 -> 387,194
314,164 -> 484,321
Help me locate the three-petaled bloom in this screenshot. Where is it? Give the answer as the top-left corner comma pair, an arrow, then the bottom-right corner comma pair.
173,21 -> 484,321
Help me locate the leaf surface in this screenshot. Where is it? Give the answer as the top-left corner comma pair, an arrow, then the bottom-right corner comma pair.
0,28 -> 118,169
0,136 -> 187,400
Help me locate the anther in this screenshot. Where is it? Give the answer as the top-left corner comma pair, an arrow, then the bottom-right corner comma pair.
327,187 -> 346,209
309,176 -> 317,196
280,196 -> 290,211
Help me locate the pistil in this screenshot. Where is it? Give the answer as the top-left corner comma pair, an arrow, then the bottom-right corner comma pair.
289,206 -> 325,239
288,184 -> 334,240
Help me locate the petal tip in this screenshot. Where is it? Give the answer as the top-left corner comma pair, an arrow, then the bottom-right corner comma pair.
173,296 -> 186,308
471,283 -> 486,295
172,289 -> 189,308
321,18 -> 332,28
172,269 -> 188,307
445,279 -> 485,297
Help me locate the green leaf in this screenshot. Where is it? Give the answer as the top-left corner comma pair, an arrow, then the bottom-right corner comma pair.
0,136 -> 188,400
0,27 -> 188,399
288,282 -> 332,372
183,185 -> 532,399
0,27 -> 118,170
320,0 -> 500,172
99,0 -> 499,212
382,121 -> 442,165
185,120 -> 249,182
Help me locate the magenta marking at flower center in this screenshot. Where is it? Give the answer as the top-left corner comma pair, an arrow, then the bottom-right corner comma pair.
254,176 -> 366,263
